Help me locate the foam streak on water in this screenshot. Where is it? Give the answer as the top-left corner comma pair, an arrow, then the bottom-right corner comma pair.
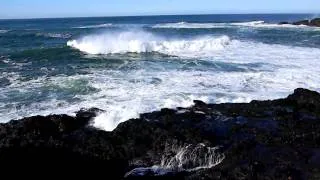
152,21 -> 320,30
73,23 -> 113,29
0,30 -> 9,33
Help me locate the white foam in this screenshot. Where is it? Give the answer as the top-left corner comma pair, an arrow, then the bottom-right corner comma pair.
152,22 -> 226,29
152,21 -> 320,30
37,32 -> 71,39
125,143 -> 225,176
0,58 -> 10,64
232,21 -> 311,29
73,23 -> 113,29
2,32 -> 320,132
0,30 -> 9,33
231,20 -> 265,26
67,30 -> 232,57
160,144 -> 225,171
45,33 -> 71,39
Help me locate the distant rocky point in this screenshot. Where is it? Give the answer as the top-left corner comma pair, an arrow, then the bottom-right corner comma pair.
279,18 -> 320,27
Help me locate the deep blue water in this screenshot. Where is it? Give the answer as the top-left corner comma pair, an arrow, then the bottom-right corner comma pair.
0,14 -> 319,130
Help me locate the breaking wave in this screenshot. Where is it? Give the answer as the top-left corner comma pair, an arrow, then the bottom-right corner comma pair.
67,30 -> 232,57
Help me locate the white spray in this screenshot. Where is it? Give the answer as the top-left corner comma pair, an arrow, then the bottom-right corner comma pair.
67,30 -> 232,57
160,143 -> 225,171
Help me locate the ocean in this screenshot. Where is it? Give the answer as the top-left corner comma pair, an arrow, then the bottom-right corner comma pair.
0,14 -> 319,131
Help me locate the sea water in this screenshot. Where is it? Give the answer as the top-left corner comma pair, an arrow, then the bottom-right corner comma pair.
0,14 -> 319,131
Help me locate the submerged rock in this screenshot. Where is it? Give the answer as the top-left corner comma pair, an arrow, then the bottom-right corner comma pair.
0,88 -> 320,179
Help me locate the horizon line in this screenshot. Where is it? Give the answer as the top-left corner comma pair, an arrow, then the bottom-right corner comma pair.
0,12 -> 318,21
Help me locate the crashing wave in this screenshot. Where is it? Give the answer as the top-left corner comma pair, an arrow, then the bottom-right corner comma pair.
67,30 -> 232,57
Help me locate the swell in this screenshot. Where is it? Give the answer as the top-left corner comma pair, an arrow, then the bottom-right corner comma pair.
9,47 -> 81,64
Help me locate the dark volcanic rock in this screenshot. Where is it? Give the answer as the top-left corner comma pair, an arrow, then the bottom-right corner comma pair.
285,18 -> 320,27
310,18 -> 320,27
293,20 -> 310,26
1,88 -> 320,179
279,21 -> 289,25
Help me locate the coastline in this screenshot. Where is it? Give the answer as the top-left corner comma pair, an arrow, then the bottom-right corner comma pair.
1,88 -> 320,179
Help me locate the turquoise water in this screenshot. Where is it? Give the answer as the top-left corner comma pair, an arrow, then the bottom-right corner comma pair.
1,14 -> 320,130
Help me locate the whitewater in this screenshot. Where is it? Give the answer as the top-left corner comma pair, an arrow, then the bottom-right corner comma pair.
67,31 -> 232,56
1,15 -> 320,131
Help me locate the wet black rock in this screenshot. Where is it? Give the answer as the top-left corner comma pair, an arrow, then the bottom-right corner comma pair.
283,18 -> 320,27
293,20 -> 310,26
279,21 -> 289,25
1,88 -> 320,179
310,18 -> 320,27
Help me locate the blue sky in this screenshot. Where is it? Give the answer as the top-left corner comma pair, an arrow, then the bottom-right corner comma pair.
0,0 -> 319,19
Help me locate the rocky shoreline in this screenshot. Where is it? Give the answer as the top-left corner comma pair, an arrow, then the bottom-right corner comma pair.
1,88 -> 320,179
279,18 -> 320,27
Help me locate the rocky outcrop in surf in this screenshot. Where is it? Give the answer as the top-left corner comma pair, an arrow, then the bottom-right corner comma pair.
280,18 -> 320,27
310,18 -> 320,27
1,88 -> 320,179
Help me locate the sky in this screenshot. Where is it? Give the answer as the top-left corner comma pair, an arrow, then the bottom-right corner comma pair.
0,0 -> 319,19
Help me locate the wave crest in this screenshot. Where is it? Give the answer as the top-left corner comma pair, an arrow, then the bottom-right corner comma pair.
231,20 -> 265,26
73,23 -> 113,29
67,31 -> 232,57
152,22 -> 225,29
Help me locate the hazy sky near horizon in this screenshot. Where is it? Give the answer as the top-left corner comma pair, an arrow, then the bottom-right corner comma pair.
0,0 -> 319,19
